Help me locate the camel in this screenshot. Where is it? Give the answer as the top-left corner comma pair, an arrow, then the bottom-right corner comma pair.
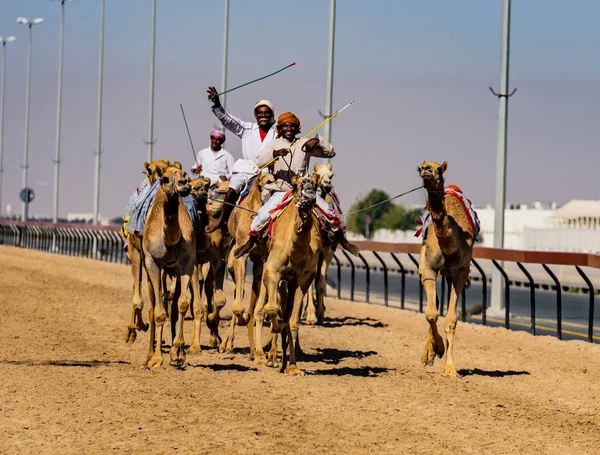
124,158 -> 181,343
142,165 -> 198,368
219,172 -> 275,355
304,162 -> 337,325
251,175 -> 322,375
417,160 -> 475,377
188,178 -> 229,352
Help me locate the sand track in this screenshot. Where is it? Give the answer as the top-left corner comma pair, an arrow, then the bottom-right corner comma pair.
1,246 -> 599,454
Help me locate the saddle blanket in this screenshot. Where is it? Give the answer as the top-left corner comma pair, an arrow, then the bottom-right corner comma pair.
415,185 -> 480,240
125,180 -> 202,236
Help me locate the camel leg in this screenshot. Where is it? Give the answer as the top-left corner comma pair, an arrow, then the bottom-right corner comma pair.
443,270 -> 468,377
164,270 -> 178,344
219,252 -> 247,353
125,245 -> 148,342
418,245 -> 445,366
282,278 -> 306,376
315,253 -> 332,324
189,265 -> 206,353
144,258 -> 164,369
262,265 -> 282,334
170,260 -> 193,368
253,280 -> 268,365
145,271 -> 157,366
304,282 -> 317,325
244,260 -> 263,361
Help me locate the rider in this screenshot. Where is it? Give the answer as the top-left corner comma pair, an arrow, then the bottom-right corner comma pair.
234,111 -> 359,257
204,86 -> 277,233
191,130 -> 235,185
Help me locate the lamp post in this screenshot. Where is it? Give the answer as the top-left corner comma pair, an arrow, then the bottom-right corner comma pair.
0,36 -> 17,216
324,0 -> 336,151
51,0 -> 73,223
146,0 -> 157,162
93,0 -> 105,226
221,0 -> 229,111
17,17 -> 44,221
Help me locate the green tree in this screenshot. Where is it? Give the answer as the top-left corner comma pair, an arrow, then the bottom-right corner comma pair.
375,205 -> 422,231
346,189 -> 392,236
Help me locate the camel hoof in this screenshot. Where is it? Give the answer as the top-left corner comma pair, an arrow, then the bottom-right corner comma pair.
266,359 -> 279,369
305,313 -> 318,325
254,354 -> 267,365
443,365 -> 460,378
285,365 -> 305,376
170,346 -> 186,368
188,343 -> 202,354
145,354 -> 164,369
124,328 -> 138,343
421,341 -> 438,367
209,333 -> 221,348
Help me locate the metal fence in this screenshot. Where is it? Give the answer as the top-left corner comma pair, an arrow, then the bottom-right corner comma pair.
332,241 -> 600,344
1,221 -> 598,344
0,220 -> 127,264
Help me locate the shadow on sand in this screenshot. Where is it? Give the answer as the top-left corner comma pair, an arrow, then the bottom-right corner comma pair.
308,366 -> 392,377
457,368 -> 530,378
320,316 -> 388,329
0,359 -> 130,368
188,363 -> 258,372
298,347 -> 378,365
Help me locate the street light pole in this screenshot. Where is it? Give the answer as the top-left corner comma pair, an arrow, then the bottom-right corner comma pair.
52,0 -> 72,223
17,17 -> 44,221
221,0 -> 229,111
0,36 -> 17,217
146,0 -> 157,162
324,0 -> 336,151
491,0 -> 513,313
93,0 -> 105,226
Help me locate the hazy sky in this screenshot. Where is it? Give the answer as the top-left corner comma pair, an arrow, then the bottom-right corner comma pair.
0,0 -> 599,219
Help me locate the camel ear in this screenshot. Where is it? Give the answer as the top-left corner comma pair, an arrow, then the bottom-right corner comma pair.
155,165 -> 165,178
205,178 -> 211,188
311,173 -> 319,185
439,161 -> 448,174
162,158 -> 170,165
291,175 -> 300,189
143,161 -> 151,174
173,161 -> 182,170
327,162 -> 332,171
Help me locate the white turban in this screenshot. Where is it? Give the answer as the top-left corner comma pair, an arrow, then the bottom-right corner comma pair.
253,99 -> 274,115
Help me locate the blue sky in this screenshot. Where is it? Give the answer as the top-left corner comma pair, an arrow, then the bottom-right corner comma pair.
0,0 -> 599,218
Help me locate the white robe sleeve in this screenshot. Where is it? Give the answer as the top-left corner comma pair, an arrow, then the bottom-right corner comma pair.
211,105 -> 251,138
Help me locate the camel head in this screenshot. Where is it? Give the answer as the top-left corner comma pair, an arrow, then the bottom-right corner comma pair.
418,160 -> 447,190
144,158 -> 172,184
189,176 -> 211,205
314,162 -> 333,194
256,172 -> 275,192
159,166 -> 191,198
292,174 -> 318,212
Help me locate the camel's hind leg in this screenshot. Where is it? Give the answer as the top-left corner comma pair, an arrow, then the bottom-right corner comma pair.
125,245 -> 148,343
443,270 -> 469,377
220,249 -> 248,353
189,265 -> 206,353
419,247 -> 444,367
253,279 -> 268,365
281,278 -> 306,376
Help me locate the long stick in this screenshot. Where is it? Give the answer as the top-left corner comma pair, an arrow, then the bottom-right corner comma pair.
260,100 -> 354,170
212,62 -> 296,99
180,103 -> 198,167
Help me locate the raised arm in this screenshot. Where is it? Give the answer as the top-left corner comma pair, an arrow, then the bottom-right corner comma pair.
207,86 -> 251,138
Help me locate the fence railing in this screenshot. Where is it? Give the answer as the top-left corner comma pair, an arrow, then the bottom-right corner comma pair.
334,241 -> 599,344
1,221 -> 598,344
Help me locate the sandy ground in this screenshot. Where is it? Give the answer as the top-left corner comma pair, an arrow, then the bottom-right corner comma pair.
1,246 -> 599,455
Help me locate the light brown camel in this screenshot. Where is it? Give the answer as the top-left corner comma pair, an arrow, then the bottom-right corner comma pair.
142,166 -> 197,368
251,175 -> 322,375
304,162 -> 336,325
220,172 -> 275,355
124,158 -> 181,343
417,160 -> 475,377
188,178 -> 229,352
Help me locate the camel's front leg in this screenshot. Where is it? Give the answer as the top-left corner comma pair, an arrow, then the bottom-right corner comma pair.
246,260 -> 263,360
315,251 -> 333,324
253,279 -> 268,365
219,253 -> 248,353
304,282 -> 317,325
443,271 -> 468,377
125,245 -> 148,343
170,259 -> 193,368
281,279 -> 305,376
189,265 -> 206,353
144,258 -> 164,369
262,266 -> 282,333
419,252 -> 444,366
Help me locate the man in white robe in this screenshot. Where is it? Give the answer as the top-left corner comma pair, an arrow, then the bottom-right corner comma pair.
191,130 -> 235,185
